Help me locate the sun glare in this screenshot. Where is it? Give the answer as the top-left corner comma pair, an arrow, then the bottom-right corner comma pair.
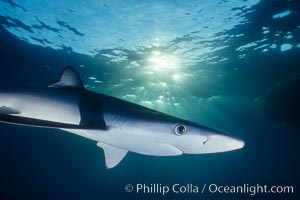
136,41 -> 186,108
148,51 -> 179,71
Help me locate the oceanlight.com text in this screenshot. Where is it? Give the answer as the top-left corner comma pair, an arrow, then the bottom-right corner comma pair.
124,183 -> 294,196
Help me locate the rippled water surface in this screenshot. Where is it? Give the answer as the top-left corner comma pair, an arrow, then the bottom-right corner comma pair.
0,0 -> 299,199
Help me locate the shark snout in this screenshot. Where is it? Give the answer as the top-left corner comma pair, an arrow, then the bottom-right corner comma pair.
203,134 -> 244,153
172,124 -> 245,155
230,137 -> 245,149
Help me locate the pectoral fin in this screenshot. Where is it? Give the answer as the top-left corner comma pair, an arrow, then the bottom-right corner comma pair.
97,142 -> 128,169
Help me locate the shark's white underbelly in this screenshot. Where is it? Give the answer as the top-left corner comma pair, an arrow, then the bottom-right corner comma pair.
3,92 -> 81,125
20,100 -> 80,124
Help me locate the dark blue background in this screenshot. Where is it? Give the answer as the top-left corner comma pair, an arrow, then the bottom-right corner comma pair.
0,0 -> 299,199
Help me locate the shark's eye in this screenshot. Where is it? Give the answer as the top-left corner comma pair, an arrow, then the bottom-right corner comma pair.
174,124 -> 187,135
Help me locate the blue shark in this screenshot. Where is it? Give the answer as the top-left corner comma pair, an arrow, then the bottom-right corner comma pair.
0,67 -> 244,168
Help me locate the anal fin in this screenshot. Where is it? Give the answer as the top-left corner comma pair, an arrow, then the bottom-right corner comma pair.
97,142 -> 127,169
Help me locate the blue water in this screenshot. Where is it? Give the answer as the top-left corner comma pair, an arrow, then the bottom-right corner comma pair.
0,0 -> 299,199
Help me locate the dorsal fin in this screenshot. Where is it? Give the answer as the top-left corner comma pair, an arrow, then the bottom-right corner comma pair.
48,66 -> 83,88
